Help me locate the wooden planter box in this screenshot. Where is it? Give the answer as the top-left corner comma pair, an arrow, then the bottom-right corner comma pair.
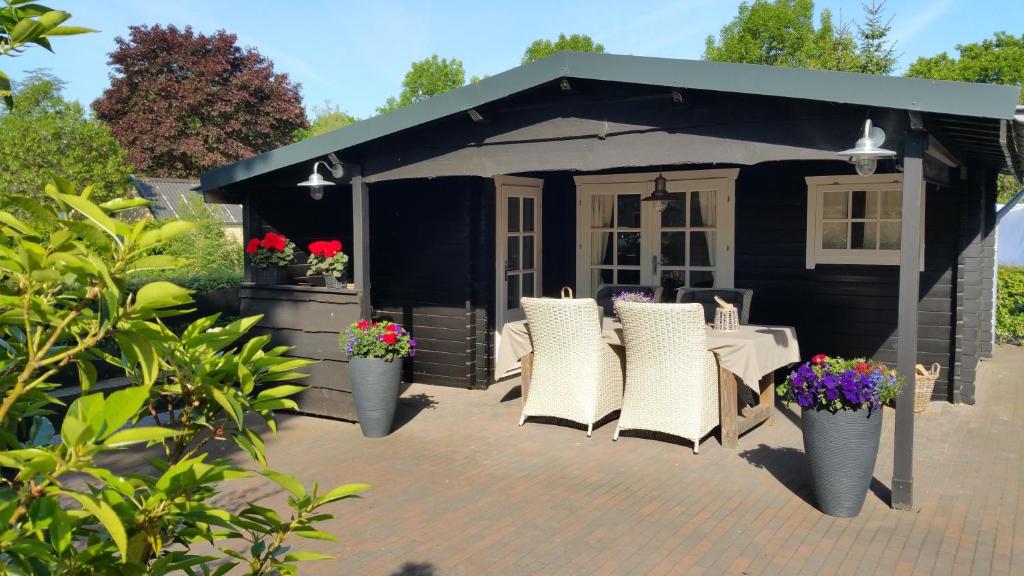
240,284 -> 362,420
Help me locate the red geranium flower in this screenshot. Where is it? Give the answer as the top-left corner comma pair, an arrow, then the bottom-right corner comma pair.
382,332 -> 397,345
811,354 -> 828,365
357,320 -> 371,330
385,323 -> 396,332
855,362 -> 872,375
246,238 -> 260,254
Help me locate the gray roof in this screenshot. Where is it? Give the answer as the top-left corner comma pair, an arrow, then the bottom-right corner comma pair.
131,176 -> 242,224
200,52 -> 1023,192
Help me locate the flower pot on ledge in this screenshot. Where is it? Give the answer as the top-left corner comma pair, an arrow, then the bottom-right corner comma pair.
252,266 -> 289,285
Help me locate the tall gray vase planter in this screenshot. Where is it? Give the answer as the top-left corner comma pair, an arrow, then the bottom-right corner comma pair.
349,358 -> 401,437
801,407 -> 883,517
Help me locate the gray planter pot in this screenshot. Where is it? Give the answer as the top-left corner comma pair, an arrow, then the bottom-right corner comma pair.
349,357 -> 401,437
322,274 -> 342,289
801,406 -> 883,517
252,266 -> 288,285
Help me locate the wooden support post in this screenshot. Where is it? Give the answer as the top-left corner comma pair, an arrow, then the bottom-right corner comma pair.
893,130 -> 926,511
351,166 -> 371,319
719,365 -> 739,449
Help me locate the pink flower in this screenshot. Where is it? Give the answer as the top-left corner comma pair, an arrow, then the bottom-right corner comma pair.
811,354 -> 828,366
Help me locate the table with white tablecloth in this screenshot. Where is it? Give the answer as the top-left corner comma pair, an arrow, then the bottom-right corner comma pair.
495,318 -> 801,448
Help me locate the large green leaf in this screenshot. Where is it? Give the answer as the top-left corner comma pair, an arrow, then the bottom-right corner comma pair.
61,491 -> 128,562
316,483 -> 372,506
127,254 -> 186,272
101,386 -> 150,438
134,281 -> 193,310
282,550 -> 334,562
260,470 -> 305,499
57,193 -> 126,244
210,387 -> 242,428
103,426 -> 181,448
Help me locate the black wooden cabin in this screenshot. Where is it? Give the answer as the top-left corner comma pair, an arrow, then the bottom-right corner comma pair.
201,53 -> 1024,509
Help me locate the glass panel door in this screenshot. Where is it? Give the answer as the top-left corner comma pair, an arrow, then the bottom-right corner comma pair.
587,185 -> 645,291
653,187 -> 718,297
496,177 -> 542,328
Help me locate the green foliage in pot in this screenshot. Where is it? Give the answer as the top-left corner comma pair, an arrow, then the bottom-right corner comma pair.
0,179 -> 368,573
307,240 -> 348,278
342,320 -> 416,362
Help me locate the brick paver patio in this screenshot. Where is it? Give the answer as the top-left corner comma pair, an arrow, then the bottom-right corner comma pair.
207,345 -> 1024,575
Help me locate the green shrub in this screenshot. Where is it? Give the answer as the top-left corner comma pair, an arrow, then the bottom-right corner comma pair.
127,269 -> 242,293
152,194 -> 243,277
997,265 -> 1024,344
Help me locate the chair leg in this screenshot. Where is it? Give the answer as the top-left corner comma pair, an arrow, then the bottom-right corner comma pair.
587,423 -> 593,438
518,414 -> 526,427
612,426 -> 620,441
693,438 -> 700,455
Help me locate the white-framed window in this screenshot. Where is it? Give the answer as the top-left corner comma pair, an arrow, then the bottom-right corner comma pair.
805,174 -> 924,268
574,169 -> 737,297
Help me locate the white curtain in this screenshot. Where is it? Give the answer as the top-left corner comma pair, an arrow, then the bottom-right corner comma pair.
696,191 -> 716,267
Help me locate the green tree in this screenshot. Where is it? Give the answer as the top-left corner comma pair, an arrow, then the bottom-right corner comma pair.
856,0 -> 897,75
906,32 -> 1024,202
906,32 -> 1024,99
0,71 -> 133,205
704,0 -> 862,71
522,33 -> 605,64
377,54 -> 465,114
0,0 -> 92,106
295,100 -> 358,140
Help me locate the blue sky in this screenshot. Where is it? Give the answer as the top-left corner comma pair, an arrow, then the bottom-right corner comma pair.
6,0 -> 1023,119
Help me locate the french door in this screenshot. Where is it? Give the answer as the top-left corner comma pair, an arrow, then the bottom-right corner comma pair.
574,170 -> 737,299
495,176 -> 543,329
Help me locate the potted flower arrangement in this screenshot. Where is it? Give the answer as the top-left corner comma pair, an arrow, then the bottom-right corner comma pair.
246,232 -> 295,285
611,290 -> 654,317
307,240 -> 349,289
779,354 -> 903,517
341,320 -> 416,437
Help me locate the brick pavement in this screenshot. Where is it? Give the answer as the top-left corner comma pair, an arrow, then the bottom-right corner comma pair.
209,345 -> 1024,575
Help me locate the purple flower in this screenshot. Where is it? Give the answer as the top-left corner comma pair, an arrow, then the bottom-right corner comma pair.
409,338 -> 417,347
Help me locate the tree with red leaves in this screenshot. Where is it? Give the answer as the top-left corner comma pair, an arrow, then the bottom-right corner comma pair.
92,24 -> 307,178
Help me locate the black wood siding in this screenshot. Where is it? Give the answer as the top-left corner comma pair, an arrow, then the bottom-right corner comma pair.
734,161 -> 959,399
369,177 -> 491,388
240,286 -> 362,420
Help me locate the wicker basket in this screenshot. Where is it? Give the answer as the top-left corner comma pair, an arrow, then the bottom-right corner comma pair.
713,307 -> 739,332
913,363 -> 941,413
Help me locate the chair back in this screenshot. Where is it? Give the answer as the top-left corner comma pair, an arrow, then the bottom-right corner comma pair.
594,284 -> 663,317
616,301 -> 712,439
675,287 -> 753,324
521,297 -> 604,385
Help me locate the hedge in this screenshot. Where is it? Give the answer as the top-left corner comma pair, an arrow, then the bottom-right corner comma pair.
997,265 -> 1024,344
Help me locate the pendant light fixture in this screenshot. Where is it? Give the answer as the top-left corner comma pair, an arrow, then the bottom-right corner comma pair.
297,157 -> 344,200
837,119 -> 896,176
643,171 -> 671,213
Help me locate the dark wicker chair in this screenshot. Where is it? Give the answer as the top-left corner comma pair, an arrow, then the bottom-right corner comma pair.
595,284 -> 664,317
675,287 -> 754,324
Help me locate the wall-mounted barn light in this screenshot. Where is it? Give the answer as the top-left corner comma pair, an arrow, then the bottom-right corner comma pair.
837,119 -> 896,176
642,172 -> 671,213
297,158 -> 344,200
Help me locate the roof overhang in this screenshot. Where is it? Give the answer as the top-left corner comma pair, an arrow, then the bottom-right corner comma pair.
199,52 -> 1023,193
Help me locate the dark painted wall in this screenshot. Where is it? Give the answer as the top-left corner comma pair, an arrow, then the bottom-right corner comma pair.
240,286 -> 361,420
369,177 -> 491,388
733,161 -> 960,399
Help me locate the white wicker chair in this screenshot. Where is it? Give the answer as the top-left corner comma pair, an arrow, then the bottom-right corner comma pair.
614,302 -> 720,453
519,297 -> 625,437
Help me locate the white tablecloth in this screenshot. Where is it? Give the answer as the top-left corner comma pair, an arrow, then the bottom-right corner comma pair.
495,318 -> 801,391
